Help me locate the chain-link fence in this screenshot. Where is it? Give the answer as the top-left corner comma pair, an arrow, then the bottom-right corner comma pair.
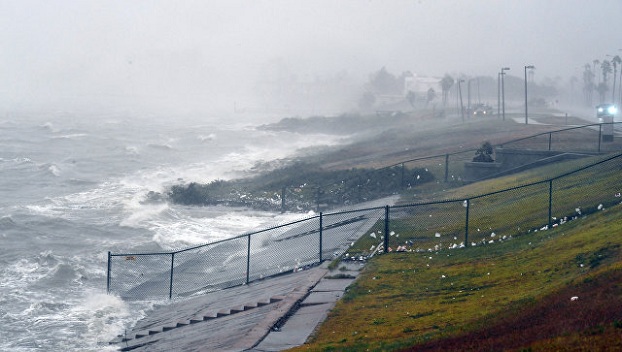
386,153 -> 622,252
108,153 -> 621,300
107,207 -> 388,300
499,122 -> 622,153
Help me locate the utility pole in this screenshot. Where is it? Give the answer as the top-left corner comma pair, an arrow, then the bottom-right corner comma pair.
501,67 -> 510,121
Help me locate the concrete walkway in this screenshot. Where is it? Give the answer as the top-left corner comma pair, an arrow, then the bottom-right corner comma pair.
109,260 -> 363,351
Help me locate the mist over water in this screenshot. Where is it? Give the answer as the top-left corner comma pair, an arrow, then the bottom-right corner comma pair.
0,109 -> 343,350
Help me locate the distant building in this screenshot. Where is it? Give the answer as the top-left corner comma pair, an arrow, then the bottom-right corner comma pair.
403,73 -> 442,96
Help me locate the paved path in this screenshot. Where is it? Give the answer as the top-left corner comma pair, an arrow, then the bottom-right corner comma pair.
109,261 -> 363,351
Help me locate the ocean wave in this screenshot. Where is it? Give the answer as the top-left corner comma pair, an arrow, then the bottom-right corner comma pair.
0,215 -> 16,229
67,291 -> 134,349
198,133 -> 216,142
36,162 -> 61,177
147,143 -> 174,150
48,164 -> 61,176
120,202 -> 170,228
0,251 -> 62,289
51,133 -> 88,140
25,204 -> 66,218
148,208 -> 309,250
0,157 -> 33,164
40,122 -> 59,132
125,145 -> 140,155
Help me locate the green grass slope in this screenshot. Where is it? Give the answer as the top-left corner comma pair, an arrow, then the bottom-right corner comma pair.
288,162 -> 622,352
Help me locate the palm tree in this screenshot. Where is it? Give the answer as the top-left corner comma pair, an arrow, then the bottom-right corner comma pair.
593,59 -> 601,84
583,64 -> 594,106
601,60 -> 612,86
440,74 -> 454,106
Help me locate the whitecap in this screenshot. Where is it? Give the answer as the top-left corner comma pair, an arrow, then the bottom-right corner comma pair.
52,133 -> 88,139
147,143 -> 174,150
48,164 -> 61,176
120,203 -> 170,228
125,145 -> 140,155
198,133 -> 217,142
67,291 -> 134,348
40,122 -> 59,132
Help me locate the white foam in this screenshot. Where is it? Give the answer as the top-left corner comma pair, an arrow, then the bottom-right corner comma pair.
48,164 -> 61,176
149,208 -> 316,250
120,203 -> 170,228
125,145 -> 140,155
52,133 -> 88,139
150,210 -> 268,249
198,133 -> 216,142
68,291 -> 133,349
40,121 -> 59,132
25,203 -> 65,218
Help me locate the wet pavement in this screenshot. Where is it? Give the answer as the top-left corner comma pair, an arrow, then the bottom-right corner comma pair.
109,261 -> 363,351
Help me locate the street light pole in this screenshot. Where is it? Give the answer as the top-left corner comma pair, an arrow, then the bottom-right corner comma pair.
524,65 -> 535,124
497,72 -> 501,118
501,67 -> 510,121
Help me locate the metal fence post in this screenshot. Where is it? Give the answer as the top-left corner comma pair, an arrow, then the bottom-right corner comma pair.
246,234 -> 251,284
444,154 -> 449,183
598,124 -> 602,152
384,205 -> 390,253
319,213 -> 323,263
548,180 -> 553,229
464,199 -> 470,246
106,251 -> 111,294
548,132 -> 552,151
316,187 -> 321,213
169,252 -> 175,299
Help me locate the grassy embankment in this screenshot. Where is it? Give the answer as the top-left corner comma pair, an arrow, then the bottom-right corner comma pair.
287,153 -> 622,351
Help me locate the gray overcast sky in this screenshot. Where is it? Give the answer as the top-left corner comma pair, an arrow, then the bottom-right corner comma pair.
1,0 -> 621,113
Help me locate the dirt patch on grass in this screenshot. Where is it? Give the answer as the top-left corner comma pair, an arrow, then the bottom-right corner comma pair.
402,268 -> 622,351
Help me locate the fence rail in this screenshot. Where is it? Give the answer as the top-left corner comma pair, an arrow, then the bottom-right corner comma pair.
107,151 -> 622,300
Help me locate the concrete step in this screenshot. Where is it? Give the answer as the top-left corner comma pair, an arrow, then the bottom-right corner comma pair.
111,295 -> 285,345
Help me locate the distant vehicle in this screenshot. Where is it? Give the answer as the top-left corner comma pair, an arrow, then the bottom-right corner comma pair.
596,103 -> 617,123
471,103 -> 493,117
597,103 -> 617,142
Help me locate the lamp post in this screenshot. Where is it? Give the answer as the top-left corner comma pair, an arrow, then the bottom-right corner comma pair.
497,72 -> 501,118
524,65 -> 535,124
500,67 -> 510,120
458,79 -> 465,121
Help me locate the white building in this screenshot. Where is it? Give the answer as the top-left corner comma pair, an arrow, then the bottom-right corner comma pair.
403,73 -> 442,96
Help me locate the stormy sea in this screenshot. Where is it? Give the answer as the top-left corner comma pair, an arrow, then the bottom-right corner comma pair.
0,109 -> 343,351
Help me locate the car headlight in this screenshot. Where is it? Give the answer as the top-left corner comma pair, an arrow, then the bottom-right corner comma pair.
608,106 -> 618,115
